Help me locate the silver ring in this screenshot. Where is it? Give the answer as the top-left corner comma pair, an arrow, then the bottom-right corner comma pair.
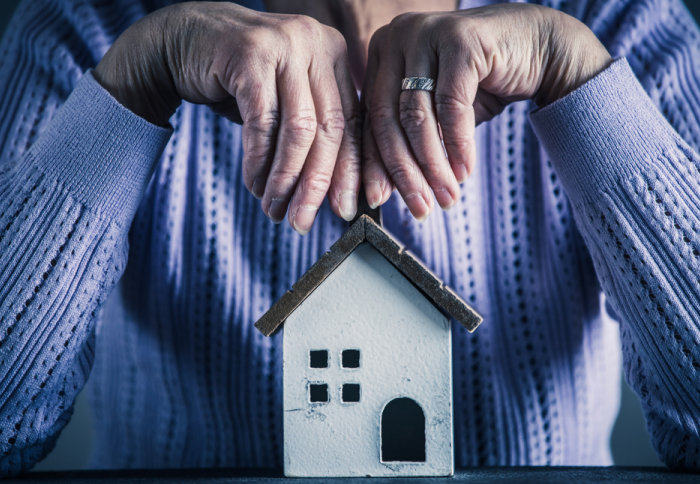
401,77 -> 436,91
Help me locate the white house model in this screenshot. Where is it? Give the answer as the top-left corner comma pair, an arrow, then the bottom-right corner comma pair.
255,215 -> 482,477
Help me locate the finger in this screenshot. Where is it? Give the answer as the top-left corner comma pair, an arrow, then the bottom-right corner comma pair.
369,28 -> 433,220
261,64 -> 317,223
236,71 -> 280,199
286,57 -> 346,234
362,111 -> 394,208
401,46 -> 460,207
435,50 -> 478,180
361,33 -> 394,209
327,54 -> 362,222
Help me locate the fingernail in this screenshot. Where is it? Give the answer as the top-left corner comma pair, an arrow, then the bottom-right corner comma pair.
267,198 -> 286,223
435,187 -> 455,209
366,181 -> 382,209
251,177 -> 265,199
291,205 -> 318,235
339,190 -> 357,221
453,164 -> 468,183
404,192 -> 430,221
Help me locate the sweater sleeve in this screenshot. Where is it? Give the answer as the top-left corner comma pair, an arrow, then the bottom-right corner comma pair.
529,23 -> 700,474
0,0 -> 170,476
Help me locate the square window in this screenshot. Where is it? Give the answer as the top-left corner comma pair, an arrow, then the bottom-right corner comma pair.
342,349 -> 360,368
342,383 -> 361,403
309,350 -> 328,368
309,383 -> 329,403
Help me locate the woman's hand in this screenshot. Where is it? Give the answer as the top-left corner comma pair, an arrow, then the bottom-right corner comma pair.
94,1 -> 361,234
362,4 -> 612,219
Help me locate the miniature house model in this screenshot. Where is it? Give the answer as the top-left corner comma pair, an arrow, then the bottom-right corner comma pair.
255,215 -> 482,477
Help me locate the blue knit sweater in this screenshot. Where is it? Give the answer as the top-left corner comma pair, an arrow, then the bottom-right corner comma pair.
0,0 -> 699,475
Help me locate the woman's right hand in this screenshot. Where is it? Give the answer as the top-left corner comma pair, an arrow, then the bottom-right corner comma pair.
94,1 -> 361,234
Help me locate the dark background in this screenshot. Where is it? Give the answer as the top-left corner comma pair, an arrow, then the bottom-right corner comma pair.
0,0 -> 698,472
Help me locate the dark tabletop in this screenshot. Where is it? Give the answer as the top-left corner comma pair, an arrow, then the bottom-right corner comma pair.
6,467 -> 700,484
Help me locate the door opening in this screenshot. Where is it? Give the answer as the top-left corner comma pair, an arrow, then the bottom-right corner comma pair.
380,397 -> 426,462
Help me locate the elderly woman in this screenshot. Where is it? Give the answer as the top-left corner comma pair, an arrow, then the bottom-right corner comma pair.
0,0 -> 698,474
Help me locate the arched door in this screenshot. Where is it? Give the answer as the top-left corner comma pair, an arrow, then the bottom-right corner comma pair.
381,397 -> 426,462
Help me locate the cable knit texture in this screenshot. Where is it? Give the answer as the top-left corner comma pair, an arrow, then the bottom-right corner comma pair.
0,0 -> 698,475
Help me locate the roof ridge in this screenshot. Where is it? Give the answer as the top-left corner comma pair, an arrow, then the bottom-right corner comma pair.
254,215 -> 482,336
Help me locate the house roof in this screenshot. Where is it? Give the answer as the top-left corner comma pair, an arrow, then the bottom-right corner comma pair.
254,215 -> 483,337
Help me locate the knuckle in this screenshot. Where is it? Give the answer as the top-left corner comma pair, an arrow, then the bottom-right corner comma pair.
334,162 -> 360,187
343,112 -> 363,145
324,25 -> 346,50
388,12 -> 437,44
443,17 -> 465,38
268,168 -> 301,194
242,111 -> 279,175
284,112 -> 317,143
443,137 -> 471,156
422,161 -> 451,186
286,14 -> 320,35
386,161 -> 420,191
242,142 -> 271,171
442,128 -> 472,147
241,26 -> 273,47
346,111 -> 362,131
434,93 -> 469,120
245,109 -> 281,134
238,28 -> 278,62
399,99 -> 430,133
297,14 -> 320,30
368,25 -> 389,53
390,11 -> 420,30
317,108 -> 345,140
276,15 -> 321,52
299,172 -> 332,199
441,27 -> 477,58
370,104 -> 394,129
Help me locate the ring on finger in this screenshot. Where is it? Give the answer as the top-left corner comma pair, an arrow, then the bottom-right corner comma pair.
401,77 -> 436,91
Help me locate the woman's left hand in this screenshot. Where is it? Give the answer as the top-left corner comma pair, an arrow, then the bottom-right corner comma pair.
361,4 -> 612,219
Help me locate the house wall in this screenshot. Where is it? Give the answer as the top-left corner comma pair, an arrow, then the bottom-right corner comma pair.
283,243 -> 453,477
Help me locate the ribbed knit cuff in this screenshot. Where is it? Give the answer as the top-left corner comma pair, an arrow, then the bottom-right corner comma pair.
26,71 -> 172,226
529,58 -> 679,206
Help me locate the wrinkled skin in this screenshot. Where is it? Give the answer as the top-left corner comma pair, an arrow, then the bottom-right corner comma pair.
360,4 -> 612,218
96,2 -> 362,234
93,0 -> 611,231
